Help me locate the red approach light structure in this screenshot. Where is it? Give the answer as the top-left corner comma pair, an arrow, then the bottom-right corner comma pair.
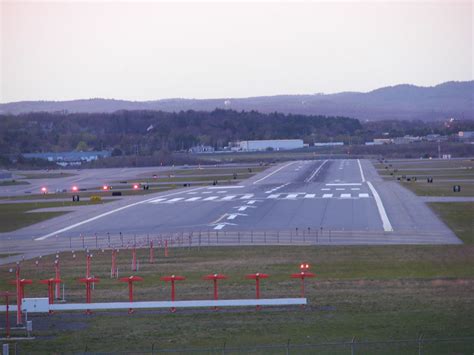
164,239 -> 168,257
0,291 -> 13,338
10,265 -> 33,325
245,273 -> 269,310
118,276 -> 144,314
160,275 -> 185,313
39,278 -> 62,314
202,274 -> 227,311
300,262 -> 310,272
291,271 -> 316,299
78,277 -> 100,314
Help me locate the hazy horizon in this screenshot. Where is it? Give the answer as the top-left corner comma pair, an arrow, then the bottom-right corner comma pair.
1,1 -> 472,103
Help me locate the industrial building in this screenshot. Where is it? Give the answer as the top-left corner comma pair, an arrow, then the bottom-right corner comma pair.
238,139 -> 304,151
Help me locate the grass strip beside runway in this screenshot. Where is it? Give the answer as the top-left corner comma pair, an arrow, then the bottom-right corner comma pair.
1,245 -> 473,352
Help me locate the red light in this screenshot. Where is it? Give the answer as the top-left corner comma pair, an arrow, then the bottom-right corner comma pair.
72,186 -> 78,192
300,263 -> 310,271
133,184 -> 139,190
41,187 -> 47,193
103,185 -> 108,190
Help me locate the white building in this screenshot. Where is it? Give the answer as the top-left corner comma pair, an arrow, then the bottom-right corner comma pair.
238,139 -> 304,151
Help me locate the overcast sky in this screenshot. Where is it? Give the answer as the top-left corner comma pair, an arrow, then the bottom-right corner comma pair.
1,0 -> 472,103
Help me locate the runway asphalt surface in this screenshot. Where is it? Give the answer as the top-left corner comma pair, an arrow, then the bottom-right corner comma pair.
0,160 -> 462,263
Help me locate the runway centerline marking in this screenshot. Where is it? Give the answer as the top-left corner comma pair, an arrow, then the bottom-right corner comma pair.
326,183 -> 362,186
304,160 -> 328,182
367,181 -> 393,232
35,186 -> 205,241
253,162 -> 296,184
357,159 -> 366,182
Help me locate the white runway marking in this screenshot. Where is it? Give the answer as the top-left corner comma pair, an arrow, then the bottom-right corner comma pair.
217,191 -> 227,194
367,181 -> 393,232
268,194 -> 280,199
340,193 -> 351,198
166,197 -> 184,203
221,195 -> 236,201
203,196 -> 218,201
149,198 -> 167,203
357,159 -> 366,182
35,187 -> 205,241
208,186 -> 244,189
321,188 -> 331,191
203,191 -> 212,194
336,188 -> 345,191
326,183 -> 362,186
247,200 -> 257,204
351,188 -> 360,191
265,183 -> 289,194
304,160 -> 328,182
304,194 -> 316,198
323,194 -> 333,198
359,193 -> 369,198
240,194 -> 254,199
286,194 -> 299,199
185,197 -> 201,201
187,192 -> 198,195
253,162 -> 296,184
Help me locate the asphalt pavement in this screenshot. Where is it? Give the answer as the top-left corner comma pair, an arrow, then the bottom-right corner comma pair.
0,159 -> 462,263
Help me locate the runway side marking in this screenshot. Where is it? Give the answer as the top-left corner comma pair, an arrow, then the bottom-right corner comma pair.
304,194 -> 316,198
357,159 -> 366,182
304,160 -> 328,182
326,183 -> 362,186
359,193 -> 369,198
323,194 -> 333,198
203,196 -> 219,201
35,187 -> 205,241
367,181 -> 393,232
253,162 -> 296,184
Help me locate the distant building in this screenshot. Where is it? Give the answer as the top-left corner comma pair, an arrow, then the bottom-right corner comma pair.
238,139 -> 304,151
372,138 -> 392,145
458,131 -> 474,140
314,142 -> 344,147
392,136 -> 422,144
188,145 -> 215,153
22,151 -> 111,166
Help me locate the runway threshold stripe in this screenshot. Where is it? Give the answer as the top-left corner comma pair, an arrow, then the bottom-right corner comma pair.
340,194 -> 351,198
268,194 -> 280,199
240,194 -> 254,199
304,194 -> 316,198
323,194 -> 333,198
203,196 -> 218,201
185,197 -> 201,201
359,193 -> 369,198
221,195 -> 236,201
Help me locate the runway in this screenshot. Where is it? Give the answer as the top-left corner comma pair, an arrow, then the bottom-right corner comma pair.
0,159 -> 462,262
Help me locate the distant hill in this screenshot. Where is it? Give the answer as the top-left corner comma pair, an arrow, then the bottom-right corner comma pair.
1,81 -> 472,121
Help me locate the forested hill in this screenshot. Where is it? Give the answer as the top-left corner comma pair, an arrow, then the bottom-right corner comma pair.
0,109 -> 362,155
1,81 -> 472,121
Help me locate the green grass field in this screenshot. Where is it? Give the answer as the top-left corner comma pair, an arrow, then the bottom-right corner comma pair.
0,200 -> 111,232
0,180 -> 30,186
429,202 -> 474,244
1,245 -> 473,353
